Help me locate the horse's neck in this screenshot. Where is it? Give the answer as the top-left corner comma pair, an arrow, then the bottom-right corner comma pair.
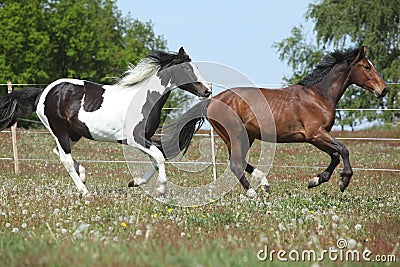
316,65 -> 351,108
107,74 -> 170,119
127,74 -> 171,119
142,74 -> 169,94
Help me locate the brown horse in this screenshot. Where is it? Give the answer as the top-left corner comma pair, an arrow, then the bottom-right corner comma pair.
155,46 -> 387,198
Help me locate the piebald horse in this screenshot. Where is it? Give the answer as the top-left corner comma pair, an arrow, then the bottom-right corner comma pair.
156,46 -> 387,198
0,47 -> 212,195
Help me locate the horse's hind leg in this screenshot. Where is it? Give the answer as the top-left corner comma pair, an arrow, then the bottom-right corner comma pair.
228,134 -> 259,198
53,141 -> 86,184
53,134 -> 88,195
230,144 -> 257,198
210,118 -> 257,198
245,163 -> 270,193
244,136 -> 270,193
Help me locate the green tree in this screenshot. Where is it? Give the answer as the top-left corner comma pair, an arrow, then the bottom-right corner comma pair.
44,0 -> 124,82
0,0 -> 167,86
0,0 -> 172,127
0,0 -> 51,84
119,17 -> 191,125
274,0 -> 399,129
119,19 -> 167,68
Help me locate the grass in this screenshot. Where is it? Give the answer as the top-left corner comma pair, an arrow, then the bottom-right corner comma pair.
0,127 -> 399,266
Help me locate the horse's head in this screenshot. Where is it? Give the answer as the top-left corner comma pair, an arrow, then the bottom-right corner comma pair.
157,47 -> 212,98
349,46 -> 388,98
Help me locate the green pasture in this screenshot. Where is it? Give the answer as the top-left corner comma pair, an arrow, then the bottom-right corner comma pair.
0,127 -> 398,266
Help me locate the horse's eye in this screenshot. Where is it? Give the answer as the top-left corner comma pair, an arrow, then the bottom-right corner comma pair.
364,65 -> 371,71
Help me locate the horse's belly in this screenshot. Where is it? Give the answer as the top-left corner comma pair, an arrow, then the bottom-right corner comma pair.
78,109 -> 125,141
78,93 -> 133,141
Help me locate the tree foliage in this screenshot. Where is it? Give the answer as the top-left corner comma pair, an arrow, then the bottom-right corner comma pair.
0,0 -> 167,86
274,0 -> 399,129
0,0 -> 184,128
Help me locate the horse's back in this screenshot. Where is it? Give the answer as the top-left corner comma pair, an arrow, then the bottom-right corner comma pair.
208,86 -> 334,143
208,87 -> 278,141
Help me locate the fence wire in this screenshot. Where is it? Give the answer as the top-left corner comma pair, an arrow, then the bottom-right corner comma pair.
0,128 -> 399,173
1,83 -> 399,174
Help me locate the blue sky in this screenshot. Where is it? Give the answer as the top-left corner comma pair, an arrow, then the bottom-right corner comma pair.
117,1 -> 314,86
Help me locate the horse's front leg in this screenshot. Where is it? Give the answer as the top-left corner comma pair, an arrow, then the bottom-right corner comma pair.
308,131 -> 353,191
147,145 -> 167,196
307,152 -> 340,188
337,143 -> 353,192
128,142 -> 167,196
128,158 -> 157,187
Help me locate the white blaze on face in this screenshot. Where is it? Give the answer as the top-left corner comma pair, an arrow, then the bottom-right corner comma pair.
367,59 -> 375,68
190,62 -> 211,90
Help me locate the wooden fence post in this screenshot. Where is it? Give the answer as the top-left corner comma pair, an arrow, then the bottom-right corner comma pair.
7,81 -> 20,175
208,83 -> 217,181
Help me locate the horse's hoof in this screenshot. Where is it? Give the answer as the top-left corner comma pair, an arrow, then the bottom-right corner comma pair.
153,184 -> 166,197
128,177 -> 146,187
261,184 -> 270,193
154,188 -> 166,198
339,181 -> 347,192
246,188 -> 257,199
308,177 -> 320,189
79,189 -> 90,198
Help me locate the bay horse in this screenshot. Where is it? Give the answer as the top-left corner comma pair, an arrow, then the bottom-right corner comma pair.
155,46 -> 387,198
0,47 -> 212,196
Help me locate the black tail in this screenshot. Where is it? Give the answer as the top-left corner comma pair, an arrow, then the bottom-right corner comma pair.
0,87 -> 44,130
151,98 -> 211,159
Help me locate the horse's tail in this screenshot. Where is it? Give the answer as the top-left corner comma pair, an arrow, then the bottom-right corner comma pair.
151,98 -> 211,159
0,87 -> 44,131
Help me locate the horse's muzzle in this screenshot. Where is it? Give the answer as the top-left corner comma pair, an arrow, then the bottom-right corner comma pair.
377,88 -> 388,98
204,88 -> 212,97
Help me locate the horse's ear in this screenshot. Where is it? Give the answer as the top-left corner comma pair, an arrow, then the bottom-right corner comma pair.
177,47 -> 190,62
178,47 -> 186,58
353,46 -> 367,63
358,46 -> 367,58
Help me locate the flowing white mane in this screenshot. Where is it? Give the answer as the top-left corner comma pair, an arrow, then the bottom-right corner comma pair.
115,57 -> 160,88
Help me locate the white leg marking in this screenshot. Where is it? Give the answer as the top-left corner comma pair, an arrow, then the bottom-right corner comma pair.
53,147 -> 59,157
59,150 -> 88,195
79,165 -> 86,183
252,168 -> 270,192
308,177 -> 320,188
135,164 -> 156,185
252,168 -> 267,182
246,188 -> 257,199
53,146 -> 86,183
148,145 -> 167,195
128,142 -> 167,195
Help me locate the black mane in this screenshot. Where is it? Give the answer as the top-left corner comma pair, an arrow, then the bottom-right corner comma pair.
115,49 -> 192,86
148,50 -> 191,70
297,48 -> 361,87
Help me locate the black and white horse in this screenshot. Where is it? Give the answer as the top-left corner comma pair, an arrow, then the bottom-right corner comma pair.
0,47 -> 212,195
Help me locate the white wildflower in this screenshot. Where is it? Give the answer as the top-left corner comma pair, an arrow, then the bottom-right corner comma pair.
347,239 -> 357,249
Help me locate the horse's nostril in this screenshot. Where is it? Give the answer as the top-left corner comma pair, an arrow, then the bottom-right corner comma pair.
381,88 -> 388,97
205,89 -> 212,96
